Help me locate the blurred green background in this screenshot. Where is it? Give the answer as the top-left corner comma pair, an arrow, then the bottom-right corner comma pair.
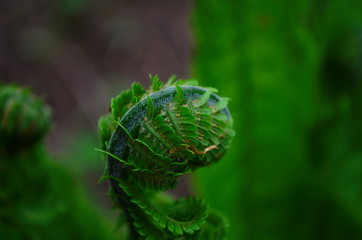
1,0 -> 362,239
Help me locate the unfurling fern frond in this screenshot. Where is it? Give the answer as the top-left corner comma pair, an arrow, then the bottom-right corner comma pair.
97,75 -> 234,239
0,85 -> 51,153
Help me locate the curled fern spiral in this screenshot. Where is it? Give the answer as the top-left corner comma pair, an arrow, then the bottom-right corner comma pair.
98,75 -> 234,239
0,85 -> 51,153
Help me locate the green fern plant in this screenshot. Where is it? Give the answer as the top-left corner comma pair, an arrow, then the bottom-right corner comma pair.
0,85 -> 51,154
98,75 -> 235,239
0,84 -> 116,240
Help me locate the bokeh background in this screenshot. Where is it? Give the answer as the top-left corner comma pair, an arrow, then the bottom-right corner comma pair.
1,0 -> 362,239
0,0 -> 192,214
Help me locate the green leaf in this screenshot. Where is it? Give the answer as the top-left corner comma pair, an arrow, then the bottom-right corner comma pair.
165,75 -> 177,87
174,86 -> 185,104
213,98 -> 229,112
129,195 -> 209,236
98,113 -> 115,150
150,74 -> 163,91
111,89 -> 132,120
94,148 -> 137,169
174,79 -> 199,86
195,88 -> 218,107
132,82 -> 146,97
146,96 -> 155,120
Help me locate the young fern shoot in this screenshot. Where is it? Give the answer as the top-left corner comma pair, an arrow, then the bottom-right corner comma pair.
0,85 -> 51,153
98,75 -> 235,240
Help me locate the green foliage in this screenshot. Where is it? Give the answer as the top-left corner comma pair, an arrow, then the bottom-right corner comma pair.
0,85 -> 117,240
98,75 -> 234,239
192,0 -> 362,240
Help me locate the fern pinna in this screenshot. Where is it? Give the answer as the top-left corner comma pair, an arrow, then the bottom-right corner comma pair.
98,75 -> 235,240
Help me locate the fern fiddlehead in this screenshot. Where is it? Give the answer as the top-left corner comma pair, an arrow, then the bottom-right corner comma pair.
0,84 -> 117,240
0,85 -> 51,154
98,75 -> 235,239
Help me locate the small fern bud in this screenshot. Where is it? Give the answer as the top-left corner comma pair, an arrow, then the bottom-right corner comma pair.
0,85 -> 51,152
98,75 -> 234,239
